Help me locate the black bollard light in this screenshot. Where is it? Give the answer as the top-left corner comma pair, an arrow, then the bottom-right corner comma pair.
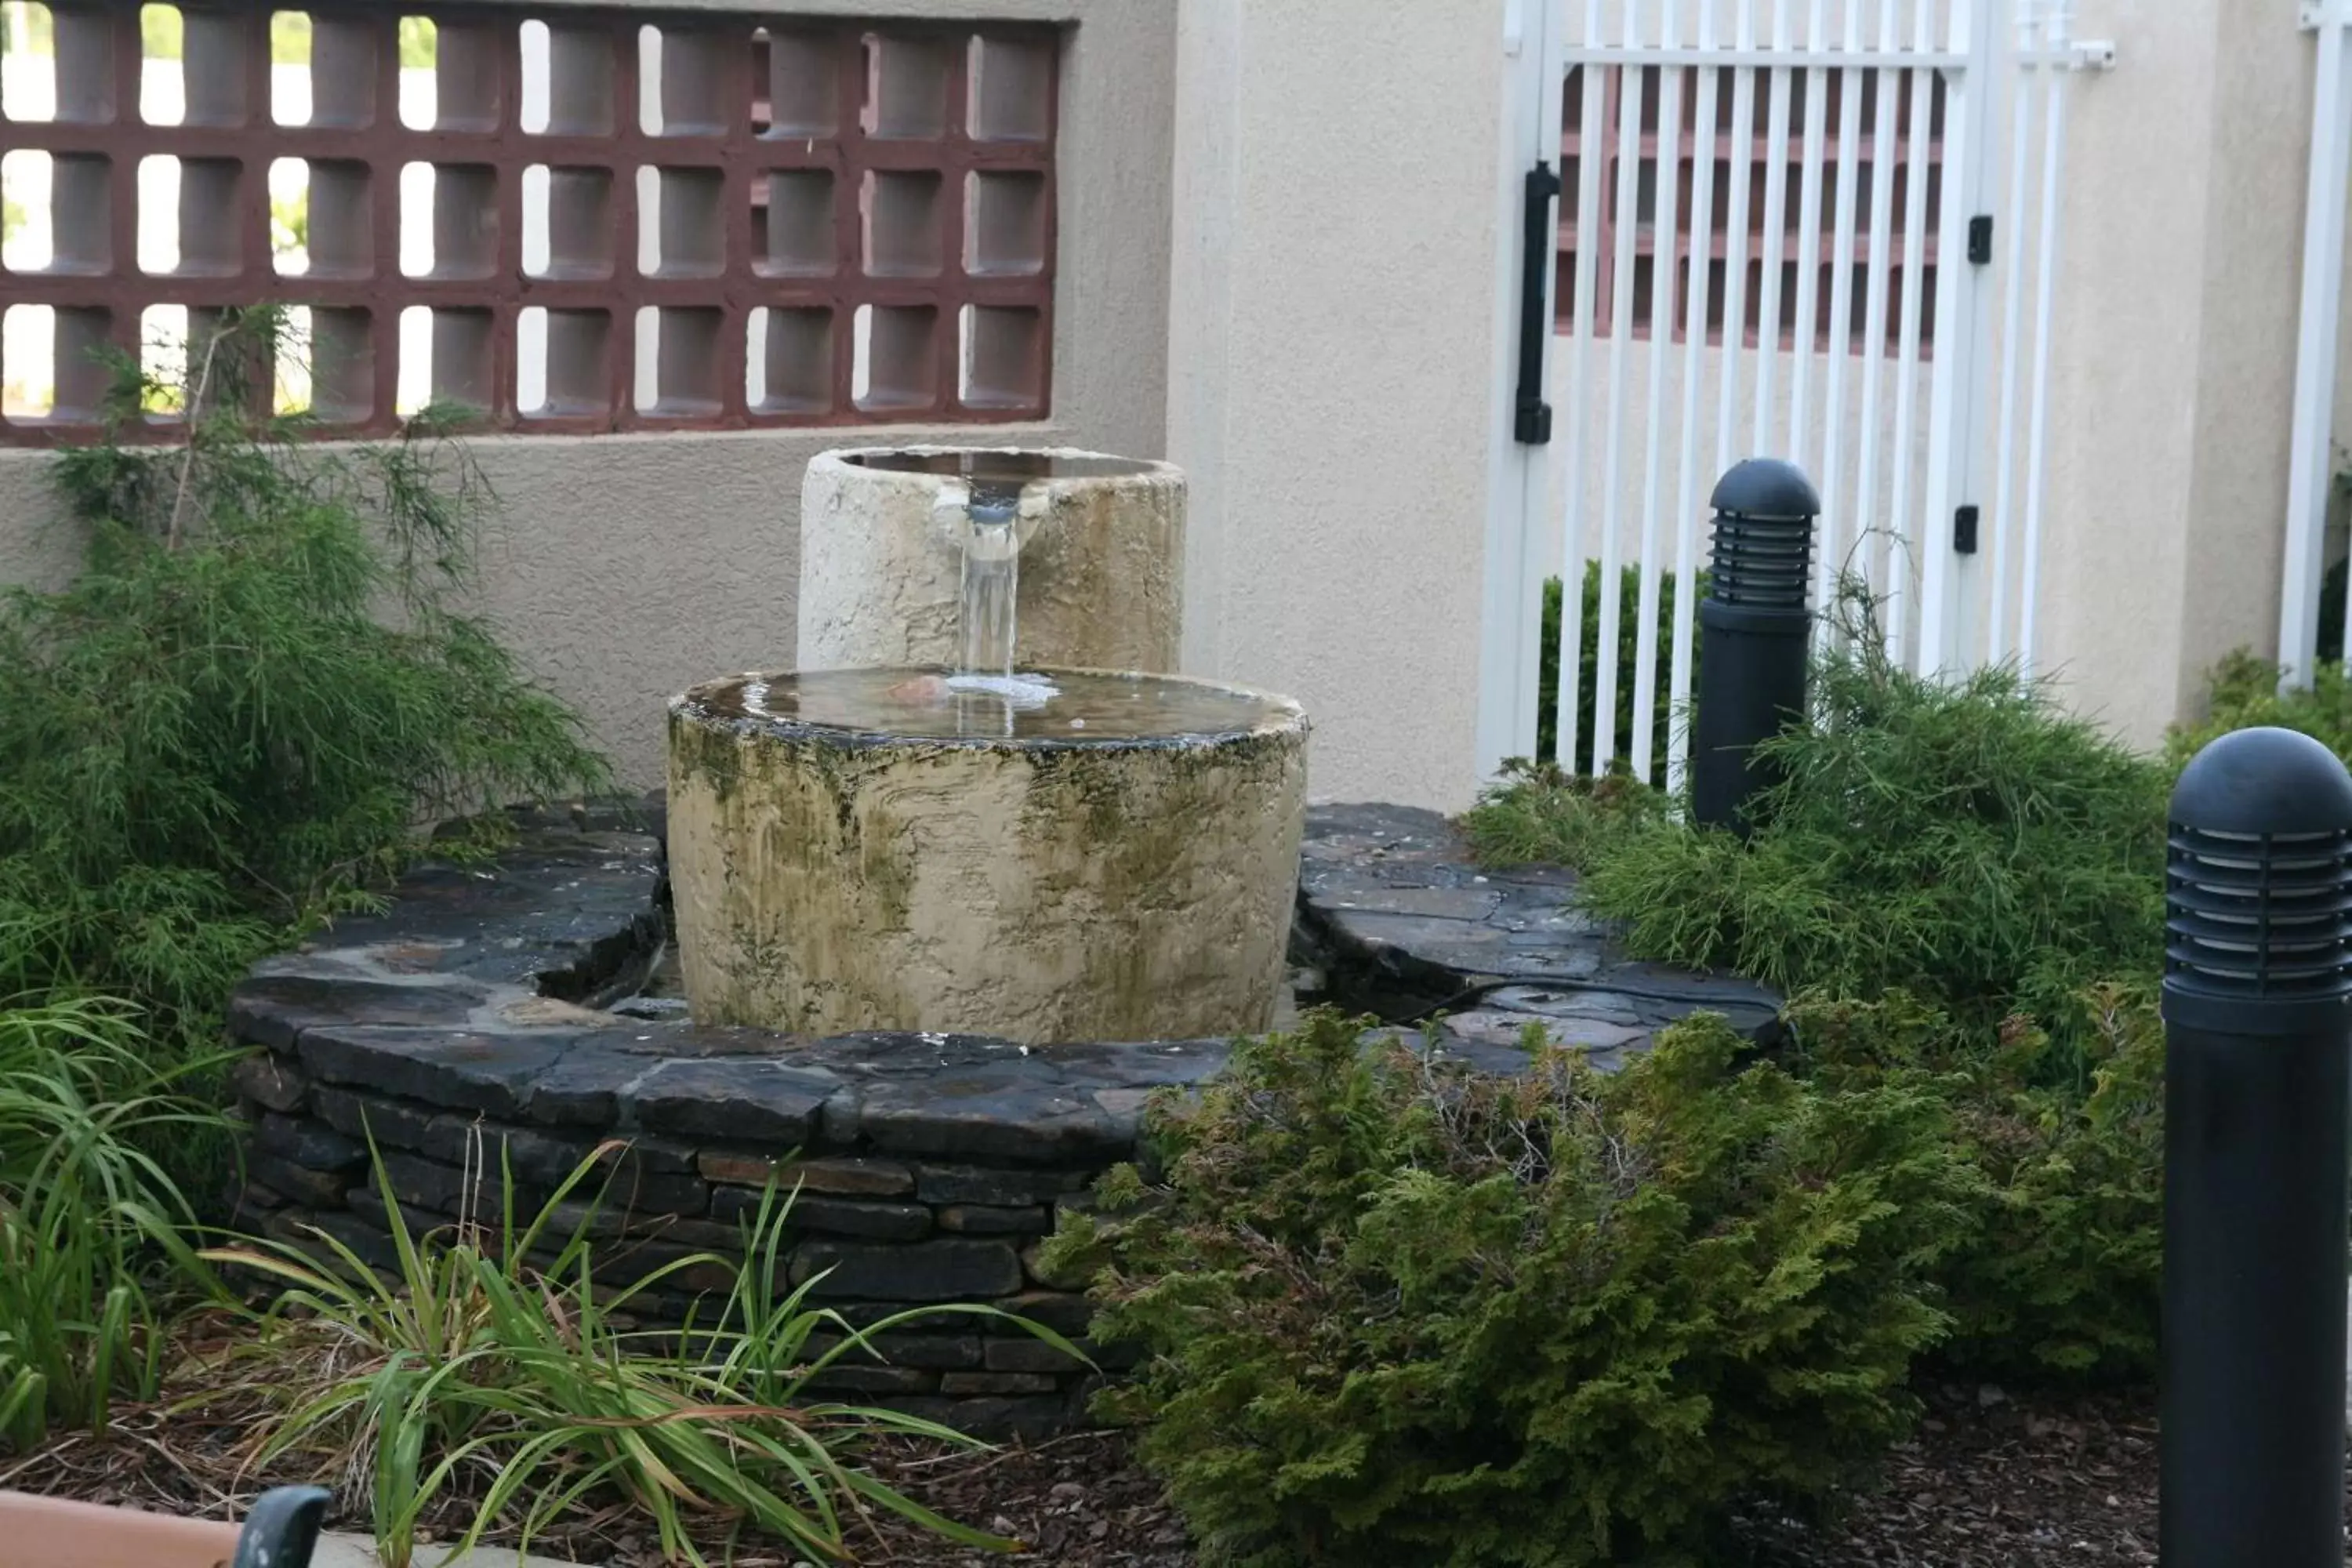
2161,726 -> 2352,1567
1690,458 -> 1819,833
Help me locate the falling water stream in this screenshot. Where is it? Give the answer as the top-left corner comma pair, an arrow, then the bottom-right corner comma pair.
940,478 -> 1058,735
955,485 -> 1021,683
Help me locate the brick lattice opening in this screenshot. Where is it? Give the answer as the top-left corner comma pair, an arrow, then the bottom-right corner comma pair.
0,4 -> 1058,441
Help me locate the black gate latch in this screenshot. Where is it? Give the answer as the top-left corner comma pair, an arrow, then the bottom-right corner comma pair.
1515,162 -> 1562,445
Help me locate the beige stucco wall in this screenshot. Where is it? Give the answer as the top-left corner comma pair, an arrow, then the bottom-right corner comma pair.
0,0 -> 1176,791
2036,0 -> 2312,748
1167,0 -> 1508,812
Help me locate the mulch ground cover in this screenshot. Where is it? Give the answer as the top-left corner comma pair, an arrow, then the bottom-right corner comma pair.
3,1374 -> 2319,1566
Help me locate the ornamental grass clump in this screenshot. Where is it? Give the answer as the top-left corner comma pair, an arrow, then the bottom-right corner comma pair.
205,1139 -> 1070,1567
1045,1008 -> 1978,1568
0,997 -> 224,1450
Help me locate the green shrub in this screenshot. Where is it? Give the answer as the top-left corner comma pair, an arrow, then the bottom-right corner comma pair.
1458,756 -> 1666,871
1048,1010 -> 1977,1567
209,1143 -> 1072,1567
1781,986 -> 2164,1382
2170,648 -> 2352,771
1537,564 -> 1700,788
0,998 -> 223,1450
1575,619 -> 2168,1033
0,312 -> 608,1045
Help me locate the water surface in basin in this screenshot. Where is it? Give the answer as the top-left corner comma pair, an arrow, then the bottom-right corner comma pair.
692,668 -> 1297,743
839,451 -> 1156,482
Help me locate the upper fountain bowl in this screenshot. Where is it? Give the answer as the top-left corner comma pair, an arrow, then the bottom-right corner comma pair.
799,446 -> 1187,677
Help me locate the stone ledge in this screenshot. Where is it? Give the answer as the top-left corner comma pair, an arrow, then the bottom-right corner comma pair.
1294,802 -> 1782,1070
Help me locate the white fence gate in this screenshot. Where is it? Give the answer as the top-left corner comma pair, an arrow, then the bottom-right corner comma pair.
1479,0 -> 2112,786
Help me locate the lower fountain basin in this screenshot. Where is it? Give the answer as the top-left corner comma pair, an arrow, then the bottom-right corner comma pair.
666,668 -> 1310,1044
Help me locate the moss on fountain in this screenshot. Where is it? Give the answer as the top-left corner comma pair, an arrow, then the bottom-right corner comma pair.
666,670 -> 1309,1046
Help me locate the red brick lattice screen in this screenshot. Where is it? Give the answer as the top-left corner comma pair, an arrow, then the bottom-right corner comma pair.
0,5 -> 1058,442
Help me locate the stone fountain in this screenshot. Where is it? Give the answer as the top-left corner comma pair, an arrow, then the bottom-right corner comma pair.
666,447 -> 1309,1044
216,444 -> 1784,1440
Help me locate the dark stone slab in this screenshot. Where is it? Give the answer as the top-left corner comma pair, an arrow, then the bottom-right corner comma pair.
318,828 -> 663,1002
939,1371 -> 1058,1396
581,1166 -> 710,1218
226,1184 -> 287,1237
1296,803 -> 1784,1061
311,1086 -> 437,1152
412,1118 -> 708,1213
230,1054 -> 310,1113
805,1333 -> 985,1370
937,1204 -> 1051,1236
983,1337 -> 1089,1374
628,1058 -> 841,1144
1045,1039 -> 1234,1091
622,1214 -> 746,1251
792,1240 -> 1024,1301
915,1165 -> 1090,1207
229,972 -> 488,1053
254,1112 -> 365,1173
245,1153 -> 350,1208
819,1044 -> 1125,1165
987,1292 -> 1095,1338
517,1031 -> 661,1125
702,1153 -> 915,1196
300,1026 -> 568,1118
365,1149 -> 491,1216
803,1365 -> 938,1396
884,1395 -> 1069,1443
710,1186 -> 931,1240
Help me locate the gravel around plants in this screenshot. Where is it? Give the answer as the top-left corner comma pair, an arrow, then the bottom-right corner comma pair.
3,1370 -> 2313,1567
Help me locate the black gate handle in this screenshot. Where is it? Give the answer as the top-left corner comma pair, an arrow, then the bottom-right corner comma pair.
1514,161 -> 1562,445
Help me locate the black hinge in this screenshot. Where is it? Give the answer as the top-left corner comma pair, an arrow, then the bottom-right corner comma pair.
1967,215 -> 1993,266
1514,161 -> 1563,445
1954,504 -> 1980,554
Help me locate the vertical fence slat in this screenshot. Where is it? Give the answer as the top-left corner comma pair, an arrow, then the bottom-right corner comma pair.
1817,0 -> 1865,618
1883,0 -> 1935,659
1593,5 -> 1647,772
1634,22 -> 1686,785
1914,0 -> 1976,676
2018,0 -> 2070,674
1987,0 -> 2036,666
1788,0 -> 1830,467
1668,0 -> 1726,793
1715,0 -> 1759,484
1753,0 -> 1795,449
1853,0 -> 1902,619
1554,0 -> 1610,769
2285,1 -> 2352,680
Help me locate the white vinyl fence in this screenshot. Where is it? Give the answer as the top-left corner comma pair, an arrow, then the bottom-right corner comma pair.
1482,0 -> 2112,786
